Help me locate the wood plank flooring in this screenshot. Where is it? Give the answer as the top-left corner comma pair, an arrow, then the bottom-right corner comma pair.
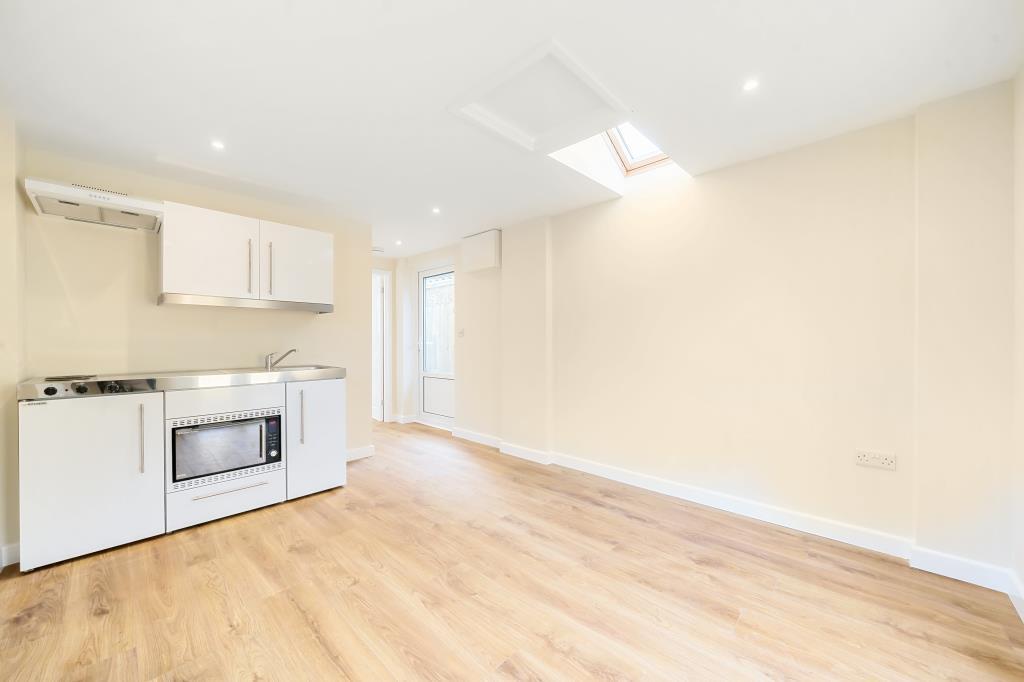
2,421 -> 1023,680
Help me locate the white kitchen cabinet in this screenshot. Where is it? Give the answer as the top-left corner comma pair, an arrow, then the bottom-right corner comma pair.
259,219 -> 334,305
19,393 -> 165,570
286,379 -> 346,499
161,201 -> 260,299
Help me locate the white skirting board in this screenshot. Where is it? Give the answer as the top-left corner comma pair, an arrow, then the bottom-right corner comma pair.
2,543 -> 18,568
452,428 -> 501,448
499,442 -> 553,465
1011,580 -> 1024,624
347,444 -> 376,461
396,414 -> 454,433
907,546 -> 1018,594
489,436 -> 1022,617
548,449 -> 912,560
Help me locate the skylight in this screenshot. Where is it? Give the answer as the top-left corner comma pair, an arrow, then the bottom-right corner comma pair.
606,123 -> 670,175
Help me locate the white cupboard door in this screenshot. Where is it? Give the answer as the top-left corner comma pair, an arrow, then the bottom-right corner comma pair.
19,393 -> 165,570
286,379 -> 346,499
161,201 -> 260,299
259,220 -> 334,305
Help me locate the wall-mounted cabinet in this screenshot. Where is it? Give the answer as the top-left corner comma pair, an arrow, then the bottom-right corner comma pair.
159,202 -> 334,313
259,219 -> 333,305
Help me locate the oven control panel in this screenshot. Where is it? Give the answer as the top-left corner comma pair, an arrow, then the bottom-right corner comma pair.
266,416 -> 282,462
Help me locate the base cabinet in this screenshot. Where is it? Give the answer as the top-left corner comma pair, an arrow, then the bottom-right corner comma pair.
286,379 -> 347,499
18,378 -> 347,570
19,393 -> 166,571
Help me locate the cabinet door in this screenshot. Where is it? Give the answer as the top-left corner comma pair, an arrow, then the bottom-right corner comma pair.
19,393 -> 165,570
286,379 -> 346,499
161,202 -> 260,299
259,220 -> 334,305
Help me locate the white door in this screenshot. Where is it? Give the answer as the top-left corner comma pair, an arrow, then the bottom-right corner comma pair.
161,202 -> 260,299
19,392 -> 166,570
419,267 -> 455,425
259,220 -> 334,305
371,271 -> 386,422
286,379 -> 347,499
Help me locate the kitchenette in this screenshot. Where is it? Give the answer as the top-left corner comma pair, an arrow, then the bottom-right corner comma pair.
14,177 -> 353,572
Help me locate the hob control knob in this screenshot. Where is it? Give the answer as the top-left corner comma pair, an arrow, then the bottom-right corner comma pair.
43,386 -> 57,396
104,382 -> 122,394
74,384 -> 89,394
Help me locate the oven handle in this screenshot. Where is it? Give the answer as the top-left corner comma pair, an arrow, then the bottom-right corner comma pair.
259,421 -> 266,462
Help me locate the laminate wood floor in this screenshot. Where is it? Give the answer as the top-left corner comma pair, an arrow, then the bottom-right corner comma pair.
2,422 -> 1023,680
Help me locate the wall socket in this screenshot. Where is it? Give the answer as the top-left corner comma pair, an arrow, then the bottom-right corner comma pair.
856,450 -> 896,471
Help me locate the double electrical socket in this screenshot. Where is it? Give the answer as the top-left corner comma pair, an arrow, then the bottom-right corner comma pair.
856,450 -> 896,471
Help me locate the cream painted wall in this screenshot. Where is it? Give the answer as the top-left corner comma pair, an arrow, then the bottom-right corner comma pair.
914,83 -> 1015,566
406,81 -> 1020,584
551,119 -> 917,536
499,218 -> 552,452
456,263 -> 501,438
1014,72 -> 1024,592
0,113 -> 20,553
1,146 -> 372,552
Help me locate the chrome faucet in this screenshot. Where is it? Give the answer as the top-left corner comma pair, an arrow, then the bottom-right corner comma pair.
265,348 -> 297,370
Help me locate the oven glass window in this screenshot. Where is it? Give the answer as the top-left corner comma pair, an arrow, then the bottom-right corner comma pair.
173,418 -> 265,482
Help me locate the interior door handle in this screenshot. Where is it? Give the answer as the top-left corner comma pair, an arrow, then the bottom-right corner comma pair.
300,388 -> 305,444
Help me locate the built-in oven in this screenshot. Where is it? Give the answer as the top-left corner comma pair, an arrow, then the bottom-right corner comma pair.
166,408 -> 284,491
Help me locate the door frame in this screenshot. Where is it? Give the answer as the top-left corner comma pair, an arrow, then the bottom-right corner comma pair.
371,268 -> 394,423
418,265 -> 455,429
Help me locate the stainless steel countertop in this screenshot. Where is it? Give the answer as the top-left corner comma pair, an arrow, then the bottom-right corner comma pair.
17,365 -> 346,401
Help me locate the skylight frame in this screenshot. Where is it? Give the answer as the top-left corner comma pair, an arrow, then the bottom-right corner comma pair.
605,125 -> 671,176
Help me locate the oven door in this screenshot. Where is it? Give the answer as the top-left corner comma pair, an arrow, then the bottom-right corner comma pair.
172,417 -> 266,482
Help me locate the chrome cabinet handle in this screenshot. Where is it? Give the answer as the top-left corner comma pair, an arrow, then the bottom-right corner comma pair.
269,241 -> 274,295
300,388 -> 305,444
139,403 -> 145,474
192,481 -> 268,501
247,238 -> 253,293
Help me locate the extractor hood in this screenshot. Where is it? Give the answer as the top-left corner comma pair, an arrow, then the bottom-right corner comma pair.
24,178 -> 164,231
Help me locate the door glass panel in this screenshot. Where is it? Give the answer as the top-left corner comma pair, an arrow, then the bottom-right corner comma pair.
422,271 -> 454,375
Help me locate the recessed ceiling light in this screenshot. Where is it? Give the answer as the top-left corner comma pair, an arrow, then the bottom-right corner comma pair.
210,139 -> 225,150
395,240 -> 402,246
742,79 -> 759,92
432,207 -> 440,214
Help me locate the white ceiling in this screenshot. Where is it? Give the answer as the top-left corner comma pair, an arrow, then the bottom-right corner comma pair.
1,1 -> 1021,257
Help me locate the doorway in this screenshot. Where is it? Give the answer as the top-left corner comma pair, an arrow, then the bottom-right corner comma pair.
419,266 -> 455,427
371,269 -> 392,422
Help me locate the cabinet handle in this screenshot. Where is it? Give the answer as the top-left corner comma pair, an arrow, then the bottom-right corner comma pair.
139,403 -> 145,474
247,239 -> 253,293
300,388 -> 305,444
192,481 -> 268,501
269,241 -> 274,295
